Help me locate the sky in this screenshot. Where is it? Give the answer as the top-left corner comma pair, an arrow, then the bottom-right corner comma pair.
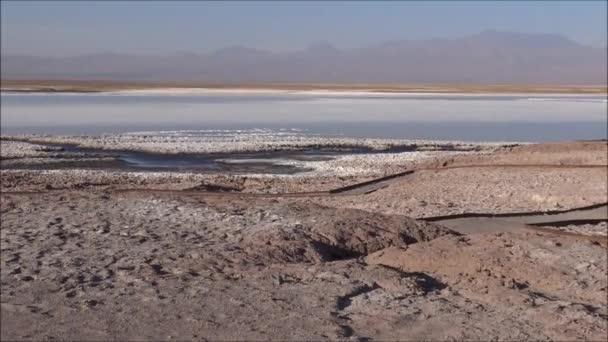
1,1 -> 607,56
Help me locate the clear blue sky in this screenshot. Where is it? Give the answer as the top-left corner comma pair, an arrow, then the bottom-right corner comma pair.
2,1 -> 606,56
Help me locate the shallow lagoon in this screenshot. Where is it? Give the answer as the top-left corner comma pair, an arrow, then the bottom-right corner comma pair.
1,92 -> 606,141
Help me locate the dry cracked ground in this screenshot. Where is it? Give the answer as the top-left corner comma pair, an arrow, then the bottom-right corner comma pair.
1,140 -> 607,341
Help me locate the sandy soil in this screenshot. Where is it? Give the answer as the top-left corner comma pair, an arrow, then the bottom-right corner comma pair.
310,166 -> 608,217
537,222 -> 607,237
1,139 -> 607,341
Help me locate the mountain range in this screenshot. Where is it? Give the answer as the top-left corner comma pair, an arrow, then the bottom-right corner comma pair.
2,31 -> 606,84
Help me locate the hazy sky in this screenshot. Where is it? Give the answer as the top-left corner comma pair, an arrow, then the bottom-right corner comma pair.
2,1 -> 607,56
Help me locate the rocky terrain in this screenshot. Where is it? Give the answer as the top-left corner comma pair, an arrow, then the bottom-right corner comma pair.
1,137 -> 607,341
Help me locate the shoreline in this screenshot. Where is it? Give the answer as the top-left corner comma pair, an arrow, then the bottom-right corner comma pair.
2,80 -> 607,94
3,89 -> 608,99
0,135 -> 509,177
0,133 -> 512,155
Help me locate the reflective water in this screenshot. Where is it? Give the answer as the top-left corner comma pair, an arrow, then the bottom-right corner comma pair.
1,92 -> 606,141
0,140 -> 360,174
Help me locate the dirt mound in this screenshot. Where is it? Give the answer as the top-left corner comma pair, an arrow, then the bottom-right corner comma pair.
367,231 -> 607,306
243,204 -> 459,264
364,231 -> 608,341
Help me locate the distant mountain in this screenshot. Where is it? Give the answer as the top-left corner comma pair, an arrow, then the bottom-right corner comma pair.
2,31 -> 606,84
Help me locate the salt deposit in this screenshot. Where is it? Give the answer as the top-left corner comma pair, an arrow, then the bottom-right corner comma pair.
5,131 -> 511,155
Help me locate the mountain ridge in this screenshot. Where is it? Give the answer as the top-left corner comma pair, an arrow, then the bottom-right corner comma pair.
2,31 -> 606,84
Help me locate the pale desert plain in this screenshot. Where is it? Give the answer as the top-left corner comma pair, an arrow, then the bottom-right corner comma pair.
3,1 -> 608,339
1,108 -> 607,341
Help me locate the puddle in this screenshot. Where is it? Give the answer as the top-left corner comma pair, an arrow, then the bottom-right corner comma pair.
1,141 -> 368,174
2,138 -> 465,174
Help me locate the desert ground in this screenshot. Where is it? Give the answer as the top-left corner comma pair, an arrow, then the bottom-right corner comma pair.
1,136 -> 607,341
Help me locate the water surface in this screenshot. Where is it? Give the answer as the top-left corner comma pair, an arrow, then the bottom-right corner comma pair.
1,92 -> 606,141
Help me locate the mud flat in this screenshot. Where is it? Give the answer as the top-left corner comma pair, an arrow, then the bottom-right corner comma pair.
1,137 -> 607,341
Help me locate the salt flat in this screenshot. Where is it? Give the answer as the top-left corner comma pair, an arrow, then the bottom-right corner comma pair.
1,135 -> 606,341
